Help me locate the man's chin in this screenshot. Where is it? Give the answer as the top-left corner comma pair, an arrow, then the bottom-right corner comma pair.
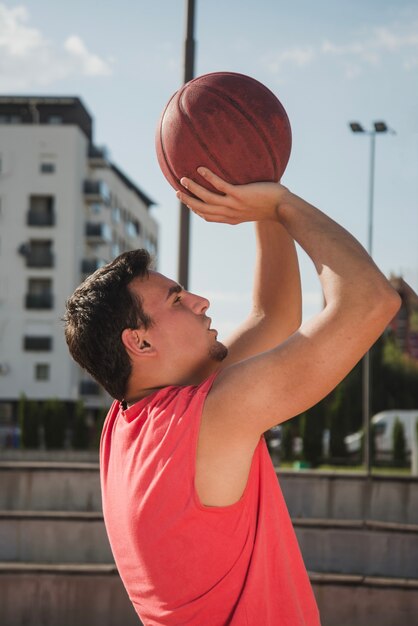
210,341 -> 228,362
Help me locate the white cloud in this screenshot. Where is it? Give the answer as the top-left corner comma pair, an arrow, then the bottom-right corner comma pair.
264,17 -> 418,80
404,56 -> 418,70
263,45 -> 315,74
0,4 -> 43,56
0,3 -> 112,89
64,35 -> 112,76
321,20 -> 418,77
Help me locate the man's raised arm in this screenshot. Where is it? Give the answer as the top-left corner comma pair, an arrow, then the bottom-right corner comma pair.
222,220 -> 302,366
177,168 -> 401,439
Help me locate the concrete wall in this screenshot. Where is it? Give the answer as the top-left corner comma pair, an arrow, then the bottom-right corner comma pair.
1,463 -> 417,626
278,470 -> 418,524
0,512 -> 113,563
295,520 -> 418,578
2,462 -> 418,523
0,462 -> 101,511
0,567 -> 140,626
312,575 -> 418,626
1,568 -> 417,626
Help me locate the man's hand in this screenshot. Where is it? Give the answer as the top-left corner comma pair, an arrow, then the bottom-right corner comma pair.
176,167 -> 290,224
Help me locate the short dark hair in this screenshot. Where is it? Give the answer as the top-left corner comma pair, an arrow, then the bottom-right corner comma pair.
64,249 -> 152,401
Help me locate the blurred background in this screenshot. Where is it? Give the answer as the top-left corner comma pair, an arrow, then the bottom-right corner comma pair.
0,1 -> 417,625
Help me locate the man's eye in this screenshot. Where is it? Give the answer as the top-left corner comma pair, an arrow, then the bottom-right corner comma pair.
174,295 -> 182,304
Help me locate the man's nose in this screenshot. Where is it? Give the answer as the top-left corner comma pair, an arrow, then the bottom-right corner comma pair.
189,292 -> 209,314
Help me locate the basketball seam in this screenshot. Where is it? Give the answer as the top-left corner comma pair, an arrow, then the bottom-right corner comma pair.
199,83 -> 286,180
178,87 -> 235,183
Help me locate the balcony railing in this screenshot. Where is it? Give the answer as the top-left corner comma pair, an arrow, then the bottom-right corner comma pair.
26,250 -> 54,268
81,258 -> 106,274
27,211 -> 56,227
24,336 -> 52,351
84,180 -> 110,204
85,222 -> 112,242
79,380 -> 101,396
25,293 -> 54,310
88,145 -> 108,167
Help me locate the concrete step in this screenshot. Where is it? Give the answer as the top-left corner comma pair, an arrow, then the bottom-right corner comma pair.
279,470 -> 418,524
0,563 -> 417,626
0,461 -> 101,512
294,518 -> 418,579
0,511 -> 113,563
2,510 -> 418,581
2,462 -> 418,525
310,572 -> 418,626
0,563 -> 141,626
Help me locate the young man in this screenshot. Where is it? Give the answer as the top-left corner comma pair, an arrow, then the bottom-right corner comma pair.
64,169 -> 400,626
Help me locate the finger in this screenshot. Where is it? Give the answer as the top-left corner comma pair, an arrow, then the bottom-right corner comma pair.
179,176 -> 227,205
193,210 -> 239,225
197,167 -> 234,195
176,189 -> 228,213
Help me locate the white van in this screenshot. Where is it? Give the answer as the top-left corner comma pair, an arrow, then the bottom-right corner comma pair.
345,410 -> 418,457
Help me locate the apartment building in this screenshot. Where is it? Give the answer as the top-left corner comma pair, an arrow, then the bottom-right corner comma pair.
0,96 -> 158,421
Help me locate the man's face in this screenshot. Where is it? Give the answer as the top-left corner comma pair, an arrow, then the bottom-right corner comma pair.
129,271 -> 227,381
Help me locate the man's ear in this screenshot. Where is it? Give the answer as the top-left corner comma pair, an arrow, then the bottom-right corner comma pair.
121,328 -> 156,357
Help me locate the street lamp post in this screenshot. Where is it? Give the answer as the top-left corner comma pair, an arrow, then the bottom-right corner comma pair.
178,0 -> 196,289
349,120 -> 394,475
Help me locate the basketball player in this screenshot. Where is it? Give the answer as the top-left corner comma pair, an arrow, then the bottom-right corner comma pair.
64,168 -> 400,625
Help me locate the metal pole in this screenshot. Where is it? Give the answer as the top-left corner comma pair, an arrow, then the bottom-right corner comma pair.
178,0 -> 196,289
368,132 -> 376,256
363,131 -> 376,475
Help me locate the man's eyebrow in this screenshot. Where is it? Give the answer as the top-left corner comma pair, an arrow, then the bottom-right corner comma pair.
166,284 -> 183,300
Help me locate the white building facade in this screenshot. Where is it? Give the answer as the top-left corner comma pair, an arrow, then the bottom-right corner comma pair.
0,96 -> 158,421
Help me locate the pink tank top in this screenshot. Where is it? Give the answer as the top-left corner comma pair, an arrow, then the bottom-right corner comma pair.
100,375 -> 321,626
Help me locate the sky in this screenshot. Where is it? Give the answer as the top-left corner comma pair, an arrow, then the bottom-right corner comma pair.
1,0 -> 417,339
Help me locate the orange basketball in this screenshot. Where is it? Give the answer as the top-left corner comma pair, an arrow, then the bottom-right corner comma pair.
156,71 -> 292,193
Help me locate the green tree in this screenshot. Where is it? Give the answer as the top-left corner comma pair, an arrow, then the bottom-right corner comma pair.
72,401 -> 90,450
18,394 -> 40,449
301,403 -> 324,467
392,417 -> 407,467
328,383 -> 348,461
42,399 -> 67,449
281,421 -> 293,462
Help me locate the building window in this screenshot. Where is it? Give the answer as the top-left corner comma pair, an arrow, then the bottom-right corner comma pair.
79,379 -> 101,395
85,222 -> 112,242
27,195 -> 55,227
111,207 -> 121,223
111,243 -> 121,257
25,278 -> 53,310
84,180 -> 111,205
125,218 -> 141,238
40,163 -> 56,174
25,240 -> 54,268
90,203 -> 103,214
24,336 -> 52,351
35,363 -> 50,381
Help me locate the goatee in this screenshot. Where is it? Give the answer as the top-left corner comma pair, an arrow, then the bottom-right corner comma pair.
210,341 -> 228,362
